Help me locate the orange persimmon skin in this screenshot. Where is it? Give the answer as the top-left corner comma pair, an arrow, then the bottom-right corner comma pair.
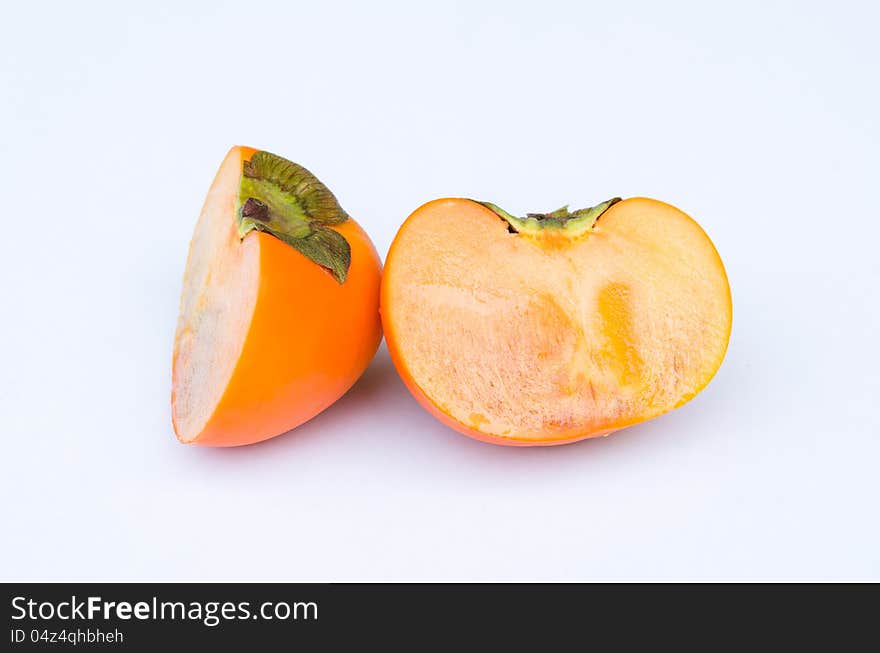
381,197 -> 731,447
195,223 -> 382,447
172,147 -> 382,447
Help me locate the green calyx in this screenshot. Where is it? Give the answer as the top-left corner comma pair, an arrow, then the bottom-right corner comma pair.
236,151 -> 351,283
477,198 -> 621,237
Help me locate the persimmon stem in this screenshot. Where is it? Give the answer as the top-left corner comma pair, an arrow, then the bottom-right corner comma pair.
478,198 -> 622,237
241,197 -> 269,221
236,151 -> 352,284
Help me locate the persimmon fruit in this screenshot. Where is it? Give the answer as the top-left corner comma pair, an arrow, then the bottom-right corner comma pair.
171,146 -> 381,446
381,197 -> 731,446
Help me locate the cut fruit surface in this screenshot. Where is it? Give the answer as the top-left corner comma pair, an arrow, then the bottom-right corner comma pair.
172,146 -> 382,446
380,197 -> 731,446
172,147 -> 261,441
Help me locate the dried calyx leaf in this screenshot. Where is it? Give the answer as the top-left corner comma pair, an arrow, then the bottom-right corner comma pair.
478,198 -> 621,237
237,151 -> 351,283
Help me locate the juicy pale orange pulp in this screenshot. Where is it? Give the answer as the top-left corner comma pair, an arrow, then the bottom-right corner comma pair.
172,146 -> 382,446
381,197 -> 731,446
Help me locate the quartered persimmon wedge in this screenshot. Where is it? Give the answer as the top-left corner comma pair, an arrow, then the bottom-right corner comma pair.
172,146 -> 381,446
381,197 -> 731,446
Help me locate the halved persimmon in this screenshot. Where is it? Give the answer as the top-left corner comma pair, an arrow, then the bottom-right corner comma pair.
171,146 -> 381,446
381,197 -> 731,446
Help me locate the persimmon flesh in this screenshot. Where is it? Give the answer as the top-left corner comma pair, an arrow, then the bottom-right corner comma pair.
172,146 -> 381,446
381,197 -> 731,446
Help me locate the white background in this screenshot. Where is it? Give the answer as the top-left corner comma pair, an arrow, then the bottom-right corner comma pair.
2,0 -> 878,581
